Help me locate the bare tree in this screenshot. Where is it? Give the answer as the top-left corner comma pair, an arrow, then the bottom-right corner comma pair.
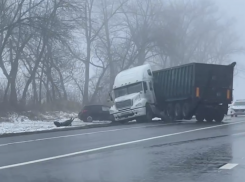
0,0 -> 242,113
0,0 -> 45,109
151,0 -> 244,68
121,0 -> 162,66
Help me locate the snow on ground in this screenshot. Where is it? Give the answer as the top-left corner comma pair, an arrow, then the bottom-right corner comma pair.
0,112 -> 236,135
0,112 -> 111,135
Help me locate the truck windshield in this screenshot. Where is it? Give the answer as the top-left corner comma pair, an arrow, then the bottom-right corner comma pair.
114,82 -> 142,98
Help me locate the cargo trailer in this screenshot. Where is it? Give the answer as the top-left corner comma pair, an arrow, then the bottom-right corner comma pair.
153,62 -> 236,122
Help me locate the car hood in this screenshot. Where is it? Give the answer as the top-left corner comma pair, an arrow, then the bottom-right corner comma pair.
231,105 -> 245,109
115,93 -> 140,102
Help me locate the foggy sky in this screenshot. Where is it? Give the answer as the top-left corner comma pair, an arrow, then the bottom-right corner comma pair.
215,0 -> 245,100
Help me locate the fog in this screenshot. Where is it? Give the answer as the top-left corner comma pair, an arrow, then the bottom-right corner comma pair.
0,0 -> 244,111
215,0 -> 245,100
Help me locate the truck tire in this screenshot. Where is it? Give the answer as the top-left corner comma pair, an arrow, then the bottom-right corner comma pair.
214,112 -> 224,123
196,113 -> 204,123
144,105 -> 153,122
137,104 -> 152,123
205,114 -> 213,123
167,103 -> 174,120
182,102 -> 192,120
174,103 -> 183,120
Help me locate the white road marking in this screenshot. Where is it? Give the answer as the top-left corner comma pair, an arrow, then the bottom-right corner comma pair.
219,163 -> 238,169
0,123 -> 175,147
232,132 -> 245,136
0,120 -> 244,170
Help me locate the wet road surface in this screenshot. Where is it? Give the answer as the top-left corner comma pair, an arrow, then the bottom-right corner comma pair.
0,117 -> 245,182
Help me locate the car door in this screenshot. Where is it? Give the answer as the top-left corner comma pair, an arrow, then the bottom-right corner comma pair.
92,105 -> 102,120
101,106 -> 110,120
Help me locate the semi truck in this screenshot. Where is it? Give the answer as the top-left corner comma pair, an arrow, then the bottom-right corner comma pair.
109,62 -> 236,123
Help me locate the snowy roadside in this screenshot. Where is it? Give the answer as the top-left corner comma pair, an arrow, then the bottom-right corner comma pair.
0,112 -> 235,136
0,112 -> 111,135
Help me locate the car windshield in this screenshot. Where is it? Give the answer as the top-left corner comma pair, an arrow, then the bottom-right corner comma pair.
234,102 -> 245,106
114,82 -> 143,98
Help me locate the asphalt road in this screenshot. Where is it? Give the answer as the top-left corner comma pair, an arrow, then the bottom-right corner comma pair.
1,117 -> 245,182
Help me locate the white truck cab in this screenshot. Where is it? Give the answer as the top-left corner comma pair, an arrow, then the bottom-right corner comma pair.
109,64 -> 157,123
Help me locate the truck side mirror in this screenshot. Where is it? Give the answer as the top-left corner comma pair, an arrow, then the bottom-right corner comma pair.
147,69 -> 152,76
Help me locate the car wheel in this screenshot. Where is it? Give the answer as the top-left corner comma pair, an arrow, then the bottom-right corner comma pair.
85,116 -> 93,122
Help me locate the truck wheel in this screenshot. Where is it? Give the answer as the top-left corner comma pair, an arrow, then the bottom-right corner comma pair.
145,105 -> 153,122
120,120 -> 128,124
167,103 -> 174,120
182,102 -> 191,120
214,112 -> 224,123
138,105 -> 152,123
205,115 -> 213,123
196,113 -> 204,123
174,103 -> 183,120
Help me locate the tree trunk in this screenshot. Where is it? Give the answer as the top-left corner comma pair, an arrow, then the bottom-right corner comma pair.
83,39 -> 91,106
3,81 -> 10,106
52,63 -> 67,100
104,8 -> 114,90
46,76 -> 51,103
9,40 -> 18,109
90,66 -> 107,104
32,78 -> 38,105
136,46 -> 146,66
21,38 -> 46,106
39,63 -> 45,104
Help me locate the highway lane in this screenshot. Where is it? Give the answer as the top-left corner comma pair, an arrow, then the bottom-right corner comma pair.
0,117 -> 245,182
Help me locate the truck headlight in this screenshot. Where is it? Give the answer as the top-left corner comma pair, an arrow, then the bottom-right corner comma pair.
135,102 -> 144,107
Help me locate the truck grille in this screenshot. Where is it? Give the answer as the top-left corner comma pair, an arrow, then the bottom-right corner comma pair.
115,99 -> 132,109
